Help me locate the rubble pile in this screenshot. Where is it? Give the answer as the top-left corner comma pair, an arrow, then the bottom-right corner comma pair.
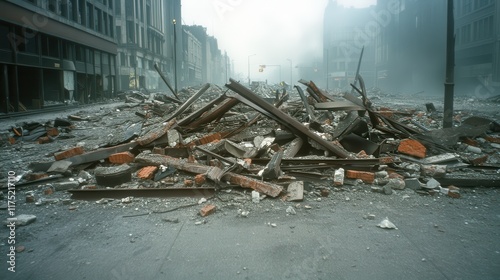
1,78 -> 500,218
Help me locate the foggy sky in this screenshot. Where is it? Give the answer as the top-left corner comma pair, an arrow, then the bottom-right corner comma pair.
182,0 -> 376,84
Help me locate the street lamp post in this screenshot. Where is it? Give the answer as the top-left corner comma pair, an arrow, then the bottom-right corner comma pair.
248,54 -> 256,86
287,58 -> 292,88
172,19 -> 178,95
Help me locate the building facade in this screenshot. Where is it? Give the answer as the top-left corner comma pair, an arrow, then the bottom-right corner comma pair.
454,0 -> 500,96
323,0 -> 377,90
183,28 -> 202,86
374,0 -> 498,96
374,0 -> 447,94
114,0 -> 182,92
0,0 -> 117,113
183,25 -> 227,86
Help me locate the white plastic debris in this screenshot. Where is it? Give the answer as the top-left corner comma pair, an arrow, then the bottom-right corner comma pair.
198,197 -> 207,204
377,217 -> 397,229
121,197 -> 133,204
251,191 -> 260,203
286,206 -> 296,215
237,209 -> 249,217
425,178 -> 440,189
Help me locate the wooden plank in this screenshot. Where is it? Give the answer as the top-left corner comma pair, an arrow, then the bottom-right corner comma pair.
135,152 -> 283,197
314,101 -> 365,111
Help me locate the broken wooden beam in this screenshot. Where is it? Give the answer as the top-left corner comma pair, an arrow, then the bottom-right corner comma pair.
135,152 -> 283,197
165,83 -> 210,122
68,187 -> 215,200
225,79 -> 350,158
154,63 -> 181,102
261,150 -> 283,179
61,142 -> 138,166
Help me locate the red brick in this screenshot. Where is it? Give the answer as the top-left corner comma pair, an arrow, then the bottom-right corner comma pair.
397,139 -> 426,158
54,146 -> 84,160
447,185 -> 460,199
184,179 -> 194,187
485,136 -> 500,144
199,204 -> 216,217
38,136 -> 52,144
44,187 -> 54,195
346,170 -> 375,184
194,174 -> 206,186
26,172 -> 48,181
137,166 -> 158,180
356,150 -> 369,158
108,151 -> 135,164
469,155 -> 488,166
46,127 -> 59,137
379,157 -> 395,164
463,137 -> 479,147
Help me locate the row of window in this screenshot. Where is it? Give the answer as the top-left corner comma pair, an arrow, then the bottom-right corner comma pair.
0,22 -> 115,69
118,52 -> 157,71
24,0 -> 114,38
456,0 -> 494,17
457,15 -> 494,45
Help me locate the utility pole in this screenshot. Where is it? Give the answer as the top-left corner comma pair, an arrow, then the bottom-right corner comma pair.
172,19 -> 178,95
443,0 -> 455,128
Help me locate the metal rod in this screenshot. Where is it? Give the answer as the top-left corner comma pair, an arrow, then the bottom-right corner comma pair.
154,63 -> 181,102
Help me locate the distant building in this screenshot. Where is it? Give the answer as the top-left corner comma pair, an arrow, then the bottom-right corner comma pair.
454,0 -> 500,96
183,25 -> 228,85
323,0 -> 377,90
375,0 -> 499,96
374,0 -> 447,94
114,0 -> 182,92
183,28 -> 202,86
0,0 -> 117,113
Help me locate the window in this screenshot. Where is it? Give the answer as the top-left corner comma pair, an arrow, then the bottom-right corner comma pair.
95,8 -> 102,33
49,0 -> 57,13
41,35 -> 60,58
115,0 -> 121,15
76,45 -> 84,61
94,50 -> 101,66
462,0 -> 472,15
15,27 -> 38,54
86,3 -> 93,29
120,53 -> 126,66
102,52 -> 109,65
86,49 -> 93,63
129,55 -> 135,67
63,42 -> 74,60
116,26 -> 121,43
69,0 -> 77,21
103,13 -> 108,36
0,23 -> 10,50
461,24 -> 471,44
60,0 -> 68,18
127,20 -> 135,43
109,15 -> 114,37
